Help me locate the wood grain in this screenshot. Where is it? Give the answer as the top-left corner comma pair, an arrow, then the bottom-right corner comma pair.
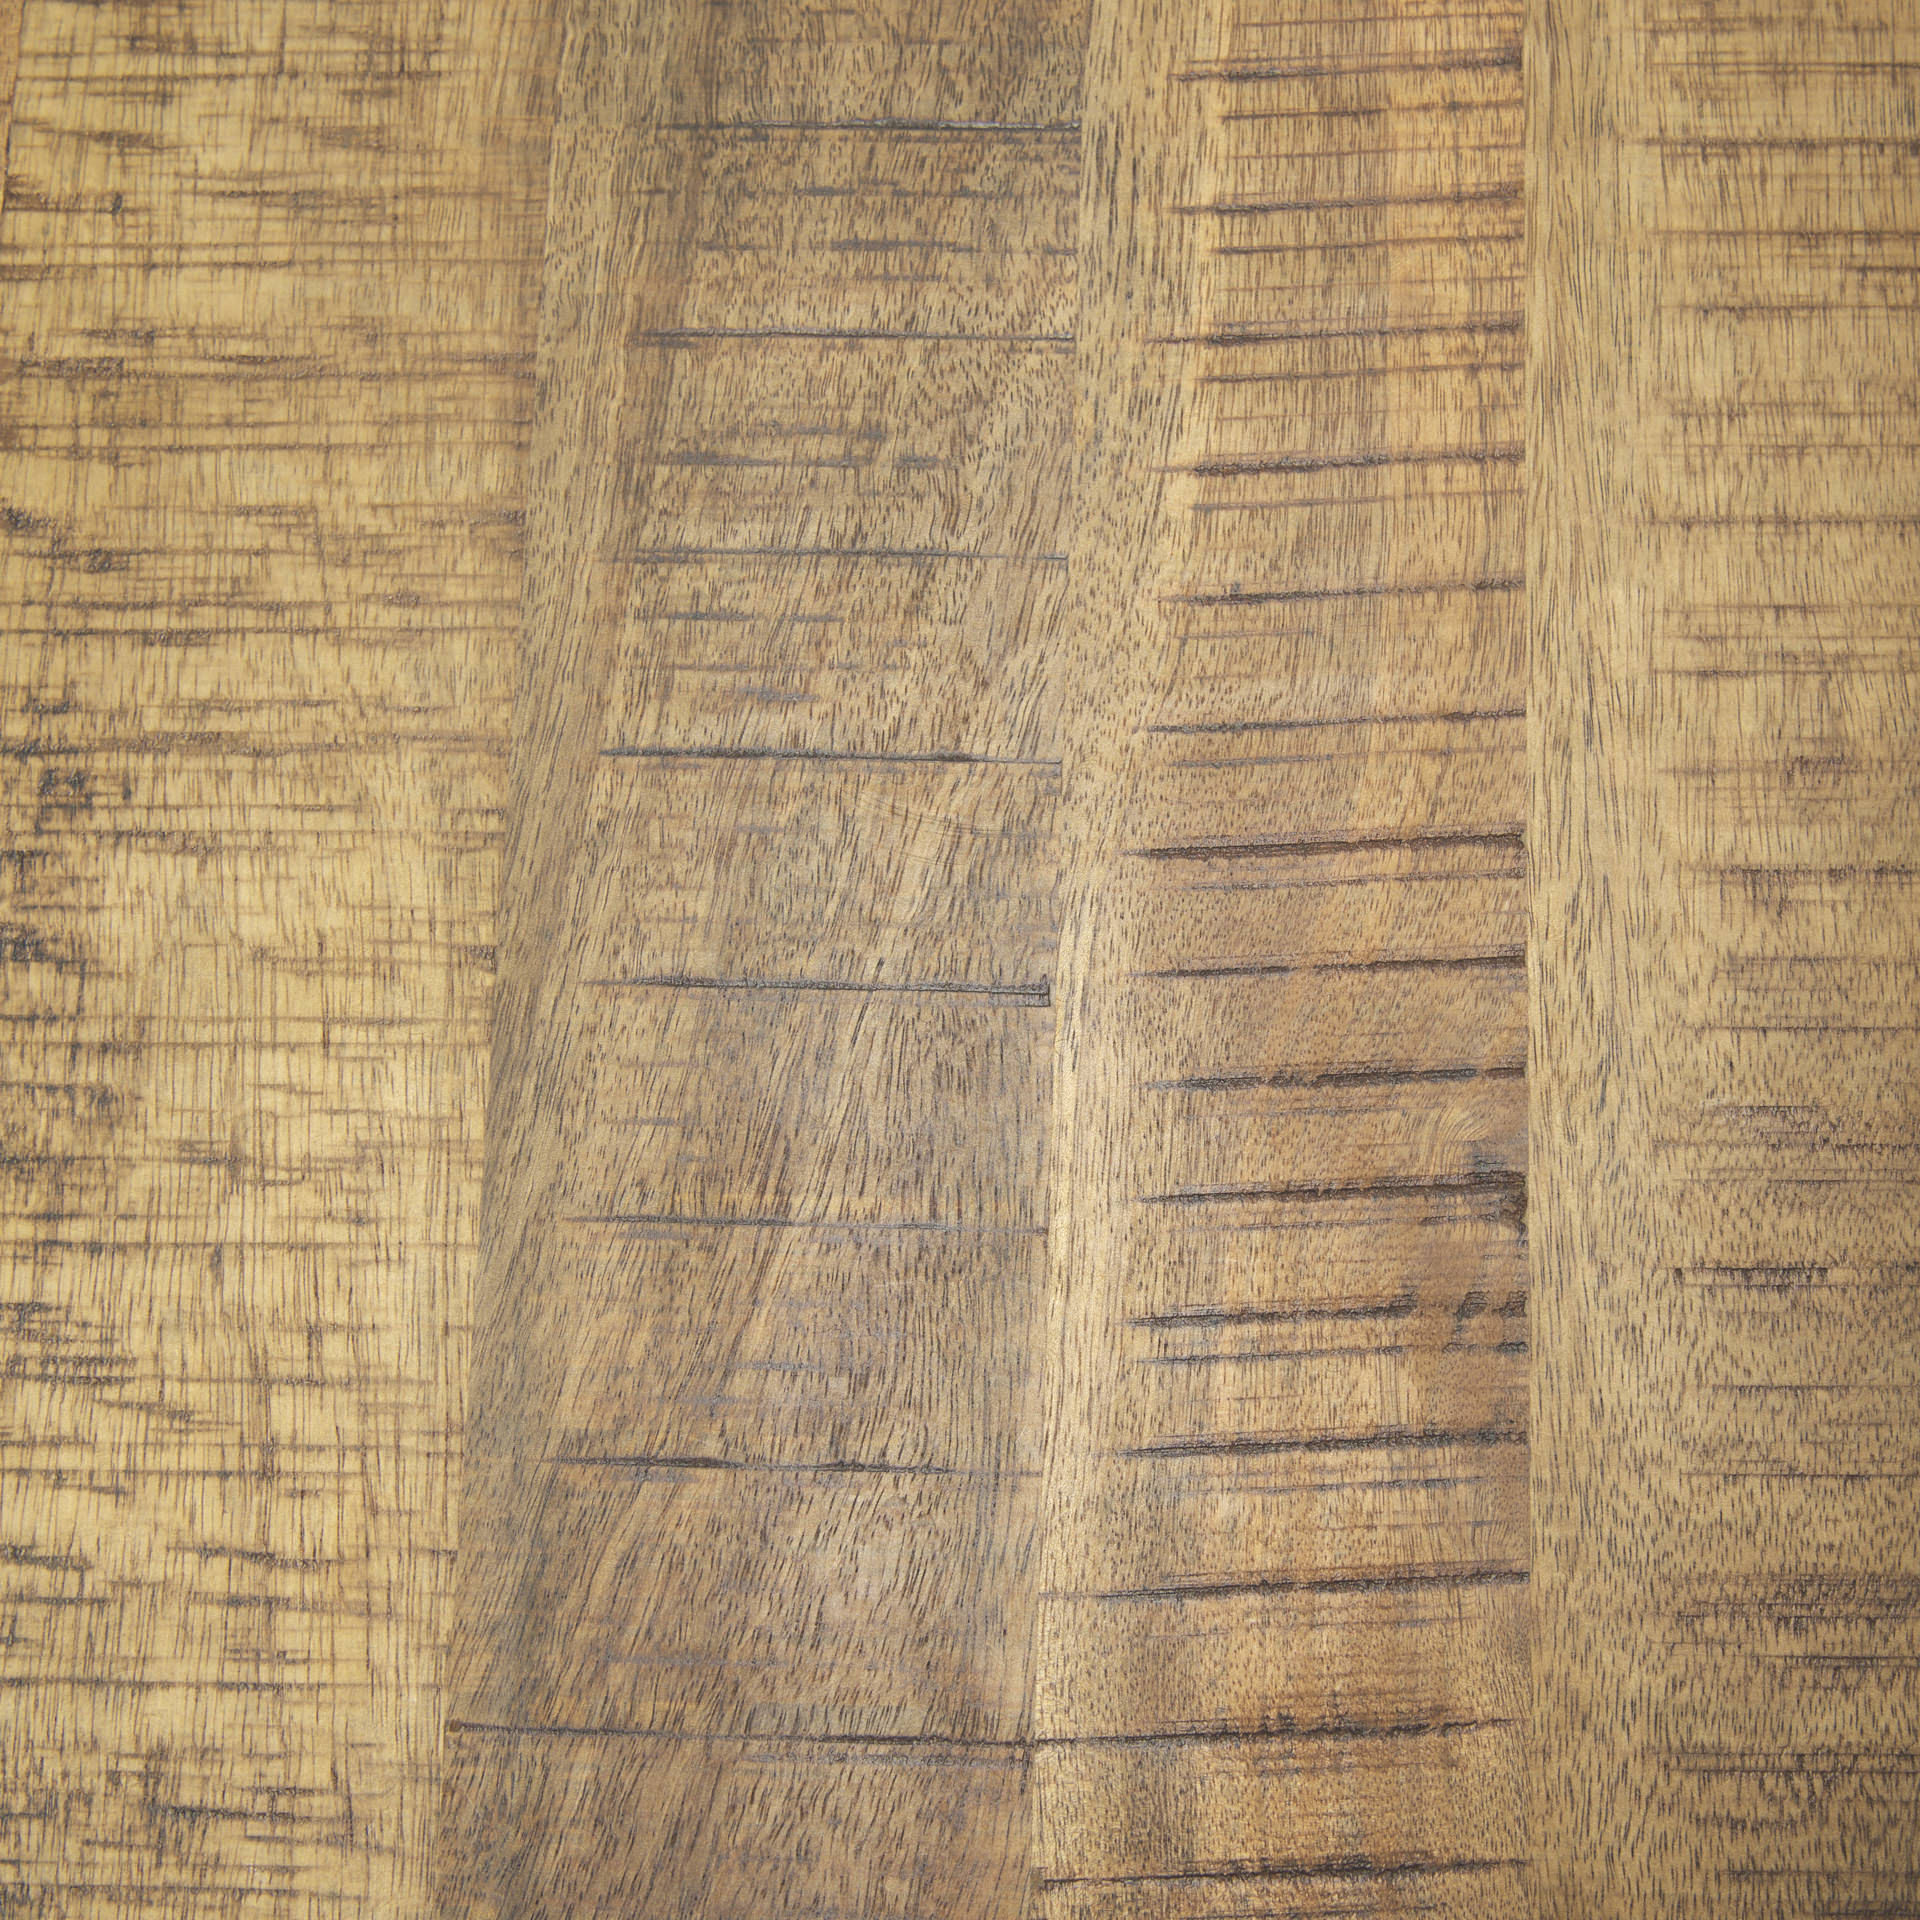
7,0 -> 1915,1905
1531,0 -> 1920,1911
1032,0 -> 1528,1910
0,2 -> 556,1910
0,0 -> 20,223
438,0 -> 1082,1910
444,0 -> 1532,1908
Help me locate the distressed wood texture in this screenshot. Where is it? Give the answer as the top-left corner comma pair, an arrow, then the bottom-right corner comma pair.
443,0 -> 1529,1909
1530,0 -> 1920,1913
1033,0 -> 1527,1911
437,0 -> 1083,1912
0,2 -> 555,1912
10,0 -> 1915,1906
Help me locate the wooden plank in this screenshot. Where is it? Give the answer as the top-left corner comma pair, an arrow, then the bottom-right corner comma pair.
1032,0 -> 1528,1910
1530,0 -> 1920,1911
0,1 -> 557,1911
438,0 -> 1085,1910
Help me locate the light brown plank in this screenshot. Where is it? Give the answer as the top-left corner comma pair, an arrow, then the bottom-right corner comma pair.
0,0 -> 557,1910
1033,0 -> 1528,1907
1531,0 -> 1920,1910
438,0 -> 1085,1909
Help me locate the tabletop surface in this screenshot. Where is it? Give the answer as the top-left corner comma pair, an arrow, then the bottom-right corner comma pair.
0,1 -> 1913,1913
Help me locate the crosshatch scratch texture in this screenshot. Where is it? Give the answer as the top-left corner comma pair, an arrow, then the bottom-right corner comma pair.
0,1 -> 556,1911
1,0 -> 1915,1910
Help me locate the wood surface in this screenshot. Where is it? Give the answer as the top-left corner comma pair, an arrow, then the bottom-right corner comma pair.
0,0 -> 1914,1909
442,0 -> 1531,1908
1032,0 -> 1528,1908
1530,0 -> 1920,1912
0,1 -> 556,1911
439,1 -> 1081,1908
0,0 -> 19,223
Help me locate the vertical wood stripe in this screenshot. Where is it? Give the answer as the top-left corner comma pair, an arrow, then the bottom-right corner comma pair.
0,1 -> 557,1910
1034,0 -> 1527,1908
0,0 -> 20,223
438,0 -> 1084,1910
1531,0 -> 1920,1911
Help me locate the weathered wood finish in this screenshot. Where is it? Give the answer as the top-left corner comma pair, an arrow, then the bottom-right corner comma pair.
0,1 -> 20,222
438,0 -> 1083,1911
0,2 -> 555,1910
1033,0 -> 1527,1909
1531,0 -> 1920,1911
6,0 -> 1917,1906
443,0 -> 1530,1907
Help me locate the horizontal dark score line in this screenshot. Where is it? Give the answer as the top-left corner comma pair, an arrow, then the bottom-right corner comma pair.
1139,951 -> 1525,981
1141,1170 -> 1527,1209
1181,442 -> 1521,475
1156,318 -> 1521,345
1148,707 -> 1524,736
1151,1062 -> 1524,1092
1169,573 -> 1523,606
1199,352 -> 1524,387
446,1722 -> 1025,1752
1122,1422 -> 1525,1459
1177,183 -> 1522,217
623,544 -> 1068,563
1681,1469 -> 1920,1483
1143,1342 -> 1414,1365
1040,1853 -> 1526,1890
1175,48 -> 1521,82
1039,1715 -> 1515,1749
549,1453 -> 1028,1479
1133,1294 -> 1419,1330
587,974 -> 1050,1005
630,329 -> 1074,346
663,119 -> 1081,135
445,1718 -> 1510,1752
1067,1562 -> 1529,1604
564,1214 -> 1046,1234
1643,135 -> 1920,158
601,745 -> 1062,770
1130,827 -> 1525,861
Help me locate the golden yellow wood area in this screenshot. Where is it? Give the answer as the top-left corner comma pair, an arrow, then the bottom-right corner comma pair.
0,0 -> 1913,1912
0,1 -> 555,1910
